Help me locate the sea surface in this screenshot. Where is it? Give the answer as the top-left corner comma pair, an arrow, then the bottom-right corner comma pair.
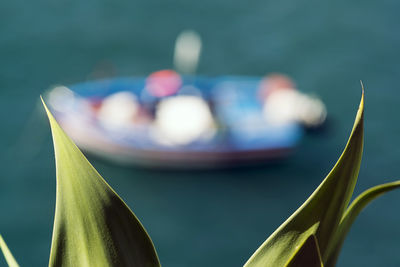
1,0 -> 400,266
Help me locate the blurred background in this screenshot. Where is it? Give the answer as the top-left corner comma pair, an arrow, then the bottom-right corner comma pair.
1,0 -> 400,266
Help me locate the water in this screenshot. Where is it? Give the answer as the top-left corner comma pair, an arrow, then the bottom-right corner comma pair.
1,0 -> 400,266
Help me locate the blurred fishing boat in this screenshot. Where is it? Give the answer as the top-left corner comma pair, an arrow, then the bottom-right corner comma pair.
46,72 -> 326,168
45,30 -> 327,168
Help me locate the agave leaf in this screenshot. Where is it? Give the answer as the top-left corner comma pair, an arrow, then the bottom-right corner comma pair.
325,181 -> 400,267
42,98 -> 160,267
0,235 -> 19,267
285,234 -> 323,267
244,92 -> 364,267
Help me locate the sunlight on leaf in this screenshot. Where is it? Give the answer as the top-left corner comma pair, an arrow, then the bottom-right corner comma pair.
325,181 -> 400,266
42,97 -> 160,267
285,235 -> 323,267
244,92 -> 364,267
0,235 -> 19,267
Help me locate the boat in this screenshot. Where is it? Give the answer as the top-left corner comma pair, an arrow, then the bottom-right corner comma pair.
45,71 -> 327,168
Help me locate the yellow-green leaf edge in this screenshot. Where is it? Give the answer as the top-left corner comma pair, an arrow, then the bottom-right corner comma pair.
285,234 -> 323,267
0,234 -> 19,267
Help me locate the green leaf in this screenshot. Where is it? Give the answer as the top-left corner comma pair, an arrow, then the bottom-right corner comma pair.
285,235 -> 323,267
0,234 -> 19,267
325,181 -> 400,266
42,98 -> 160,267
244,92 -> 364,267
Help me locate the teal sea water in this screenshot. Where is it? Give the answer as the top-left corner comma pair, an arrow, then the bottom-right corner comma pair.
1,0 -> 400,266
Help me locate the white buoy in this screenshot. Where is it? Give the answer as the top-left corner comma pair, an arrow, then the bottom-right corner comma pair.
97,91 -> 139,130
153,96 -> 215,145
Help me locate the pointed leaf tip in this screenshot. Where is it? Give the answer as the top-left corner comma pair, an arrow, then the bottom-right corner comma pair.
359,80 -> 365,95
41,100 -> 161,267
245,93 -> 364,267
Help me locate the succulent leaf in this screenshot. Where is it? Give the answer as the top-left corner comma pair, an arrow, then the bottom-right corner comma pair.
325,181 -> 400,266
42,98 -> 160,267
244,92 -> 364,267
